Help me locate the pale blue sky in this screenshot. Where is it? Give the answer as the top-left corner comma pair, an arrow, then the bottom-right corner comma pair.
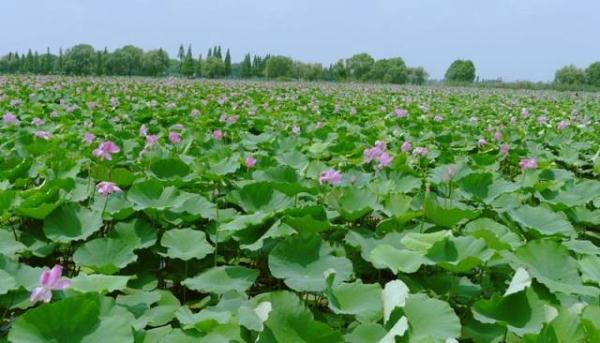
1,0 -> 598,81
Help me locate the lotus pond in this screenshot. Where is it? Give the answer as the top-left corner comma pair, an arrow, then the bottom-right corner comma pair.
1,76 -> 600,342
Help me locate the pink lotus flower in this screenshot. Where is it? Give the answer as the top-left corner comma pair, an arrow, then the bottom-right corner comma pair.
433,115 -> 443,122
493,131 -> 502,141
245,156 -> 257,168
557,120 -> 569,129
378,152 -> 393,168
34,131 -> 50,140
510,116 -> 516,124
412,147 -> 429,156
32,117 -> 44,126
319,169 -> 342,185
146,134 -> 158,147
292,126 -> 301,135
30,265 -> 71,304
349,107 -> 357,115
364,147 -> 384,163
521,108 -> 529,118
168,131 -> 181,144
3,112 -> 19,125
50,111 -> 60,118
374,140 -> 386,150
227,115 -> 239,124
213,129 -> 223,140
401,141 -> 412,152
395,108 -> 407,118
500,144 -> 510,155
519,158 -> 537,170
139,124 -> 148,137
93,141 -> 120,160
83,132 -> 95,145
315,121 -> 324,129
441,165 -> 457,182
469,117 -> 479,124
537,116 -> 547,124
191,109 -> 200,117
478,138 -> 487,146
96,181 -> 122,196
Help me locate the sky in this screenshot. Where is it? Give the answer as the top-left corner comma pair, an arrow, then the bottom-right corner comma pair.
1,0 -> 599,81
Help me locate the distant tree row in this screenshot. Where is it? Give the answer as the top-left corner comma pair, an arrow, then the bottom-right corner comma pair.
554,63 -> 600,88
0,45 -> 436,85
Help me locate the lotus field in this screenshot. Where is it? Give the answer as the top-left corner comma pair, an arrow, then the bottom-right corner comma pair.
2,76 -> 600,342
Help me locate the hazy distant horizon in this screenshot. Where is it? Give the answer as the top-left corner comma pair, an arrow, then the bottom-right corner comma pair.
1,0 -> 599,82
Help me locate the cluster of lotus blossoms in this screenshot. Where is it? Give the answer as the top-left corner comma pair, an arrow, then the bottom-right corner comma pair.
319,169 -> 342,185
364,140 -> 393,169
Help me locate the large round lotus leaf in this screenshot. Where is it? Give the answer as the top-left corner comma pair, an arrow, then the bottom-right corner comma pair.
509,205 -> 575,237
472,288 -> 547,336
150,158 -> 191,180
108,219 -> 157,249
256,291 -> 343,343
69,274 -> 132,293
235,182 -> 292,213
43,203 -> 103,243
182,266 -> 258,294
268,234 -> 353,292
8,293 -> 134,343
425,236 -> 494,273
424,195 -> 479,228
73,238 -> 138,274
160,228 -> 213,261
326,281 -> 383,323
512,240 -> 598,297
404,293 -> 461,342
337,187 -> 378,221
127,179 -> 184,210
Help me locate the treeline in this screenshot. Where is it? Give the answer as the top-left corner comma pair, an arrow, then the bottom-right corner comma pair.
554,63 -> 600,88
0,44 -> 428,84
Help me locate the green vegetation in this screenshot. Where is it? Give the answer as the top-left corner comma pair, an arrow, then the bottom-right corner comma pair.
1,76 -> 599,341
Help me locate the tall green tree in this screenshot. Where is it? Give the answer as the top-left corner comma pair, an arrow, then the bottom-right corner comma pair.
240,53 -> 252,78
445,59 -> 476,83
408,67 -> 428,85
366,57 -> 407,84
584,62 -> 600,87
106,45 -> 143,76
63,44 -> 96,75
181,45 -> 195,77
224,49 -> 231,76
56,48 -> 64,74
345,53 -> 374,80
203,56 -> 225,78
554,65 -> 585,85
196,54 -> 203,77
177,44 -> 185,74
331,59 -> 347,81
142,48 -> 170,76
265,55 -> 293,79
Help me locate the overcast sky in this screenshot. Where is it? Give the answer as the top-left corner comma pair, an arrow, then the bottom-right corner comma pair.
1,0 -> 598,81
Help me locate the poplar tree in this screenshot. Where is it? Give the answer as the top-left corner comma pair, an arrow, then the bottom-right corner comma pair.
224,49 -> 231,76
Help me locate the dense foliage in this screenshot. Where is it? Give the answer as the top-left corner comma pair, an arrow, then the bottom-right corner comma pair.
0,45 -> 428,85
1,76 -> 600,342
445,60 -> 476,83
